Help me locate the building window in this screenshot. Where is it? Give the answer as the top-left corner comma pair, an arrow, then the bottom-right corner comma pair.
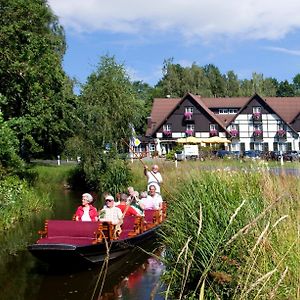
185,107 -> 193,113
210,124 -> 217,131
219,109 -> 228,114
163,124 -> 171,131
219,108 -> 237,114
162,124 -> 172,136
253,106 -> 261,113
186,124 -> 194,131
185,124 -> 194,136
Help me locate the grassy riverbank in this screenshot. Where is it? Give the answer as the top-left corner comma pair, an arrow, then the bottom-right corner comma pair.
132,160 -> 299,299
0,164 -> 75,233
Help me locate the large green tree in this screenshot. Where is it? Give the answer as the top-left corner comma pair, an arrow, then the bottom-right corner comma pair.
0,0 -> 75,159
67,55 -> 145,192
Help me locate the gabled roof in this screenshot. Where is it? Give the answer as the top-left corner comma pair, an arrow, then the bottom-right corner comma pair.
264,97 -> 300,123
145,97 -> 180,136
146,94 -> 300,137
146,93 -> 229,136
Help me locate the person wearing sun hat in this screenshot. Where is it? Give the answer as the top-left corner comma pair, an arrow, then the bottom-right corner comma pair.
74,193 -> 98,221
98,195 -> 123,226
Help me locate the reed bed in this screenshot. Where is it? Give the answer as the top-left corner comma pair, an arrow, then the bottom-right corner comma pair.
130,160 -> 299,300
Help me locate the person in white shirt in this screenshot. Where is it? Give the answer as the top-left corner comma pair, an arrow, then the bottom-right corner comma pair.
144,164 -> 163,194
139,185 -> 163,210
98,195 -> 123,226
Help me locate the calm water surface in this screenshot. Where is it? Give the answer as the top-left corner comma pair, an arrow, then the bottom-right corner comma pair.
0,188 -> 165,300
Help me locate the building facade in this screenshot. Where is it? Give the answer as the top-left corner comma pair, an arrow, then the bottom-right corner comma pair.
144,93 -> 300,156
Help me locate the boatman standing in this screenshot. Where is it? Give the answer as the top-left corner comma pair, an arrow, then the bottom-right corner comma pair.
144,164 -> 163,194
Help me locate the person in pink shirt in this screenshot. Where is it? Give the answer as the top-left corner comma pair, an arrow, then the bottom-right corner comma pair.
139,185 -> 163,210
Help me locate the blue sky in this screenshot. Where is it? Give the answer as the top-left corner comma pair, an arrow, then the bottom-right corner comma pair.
48,0 -> 300,88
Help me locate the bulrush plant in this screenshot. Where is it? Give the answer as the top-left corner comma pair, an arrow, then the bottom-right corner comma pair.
157,167 -> 299,300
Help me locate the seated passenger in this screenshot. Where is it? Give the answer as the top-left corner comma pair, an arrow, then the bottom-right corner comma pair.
98,195 -> 123,226
139,185 -> 163,210
130,191 -> 144,216
116,193 -> 140,216
75,193 -> 98,221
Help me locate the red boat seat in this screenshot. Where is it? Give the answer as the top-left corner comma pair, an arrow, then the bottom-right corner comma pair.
37,220 -> 101,246
144,209 -> 161,230
118,216 -> 143,239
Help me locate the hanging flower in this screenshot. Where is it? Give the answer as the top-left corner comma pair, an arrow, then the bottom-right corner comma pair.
210,129 -> 218,137
163,130 -> 172,136
277,129 -> 286,138
253,129 -> 263,137
185,129 -> 193,136
252,112 -> 261,120
184,111 -> 193,119
230,129 -> 239,137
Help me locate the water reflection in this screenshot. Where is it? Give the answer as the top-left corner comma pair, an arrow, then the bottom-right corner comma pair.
36,245 -> 165,300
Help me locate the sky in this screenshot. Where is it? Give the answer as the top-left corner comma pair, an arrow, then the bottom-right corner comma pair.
48,0 -> 300,89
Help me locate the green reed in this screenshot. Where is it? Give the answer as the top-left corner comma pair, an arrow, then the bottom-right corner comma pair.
129,161 -> 299,300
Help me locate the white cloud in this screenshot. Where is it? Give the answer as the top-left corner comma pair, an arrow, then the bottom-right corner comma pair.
265,46 -> 300,56
48,0 -> 300,41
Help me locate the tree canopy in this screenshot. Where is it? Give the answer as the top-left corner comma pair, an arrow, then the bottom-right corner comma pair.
0,0 -> 76,160
66,55 -> 145,191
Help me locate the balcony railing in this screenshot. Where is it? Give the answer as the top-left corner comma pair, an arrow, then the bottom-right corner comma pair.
184,111 -> 193,120
209,130 -> 218,137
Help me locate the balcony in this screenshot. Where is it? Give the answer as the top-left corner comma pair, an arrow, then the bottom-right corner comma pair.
185,129 -> 194,136
252,112 -> 262,122
229,129 -> 239,138
209,130 -> 218,137
184,111 -> 193,120
276,129 -> 286,139
162,130 -> 172,137
253,129 -> 263,139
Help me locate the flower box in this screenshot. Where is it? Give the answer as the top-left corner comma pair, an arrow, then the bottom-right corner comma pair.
252,112 -> 262,121
230,129 -> 239,138
163,130 -> 172,137
185,129 -> 194,136
184,111 -> 193,120
277,129 -> 286,138
209,130 -> 218,137
253,129 -> 263,137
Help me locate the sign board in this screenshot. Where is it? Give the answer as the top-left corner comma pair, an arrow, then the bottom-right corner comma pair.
183,145 -> 199,157
134,138 -> 141,147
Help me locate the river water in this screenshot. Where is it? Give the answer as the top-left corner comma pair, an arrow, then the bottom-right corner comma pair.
0,188 -> 165,300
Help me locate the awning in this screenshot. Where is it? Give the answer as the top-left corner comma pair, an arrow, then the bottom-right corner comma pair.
202,136 -> 231,144
176,136 -> 206,144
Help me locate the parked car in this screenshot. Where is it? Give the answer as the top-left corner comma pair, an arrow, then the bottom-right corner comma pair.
283,151 -> 300,161
269,151 -> 282,161
243,150 -> 263,158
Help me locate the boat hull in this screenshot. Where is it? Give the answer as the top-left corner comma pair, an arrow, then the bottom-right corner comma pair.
28,225 -> 160,265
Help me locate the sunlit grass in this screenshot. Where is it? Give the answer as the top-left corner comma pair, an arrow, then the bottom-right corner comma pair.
130,160 -> 300,300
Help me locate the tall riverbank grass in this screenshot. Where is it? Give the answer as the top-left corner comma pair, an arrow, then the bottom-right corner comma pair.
0,164 -> 75,233
129,160 -> 299,299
